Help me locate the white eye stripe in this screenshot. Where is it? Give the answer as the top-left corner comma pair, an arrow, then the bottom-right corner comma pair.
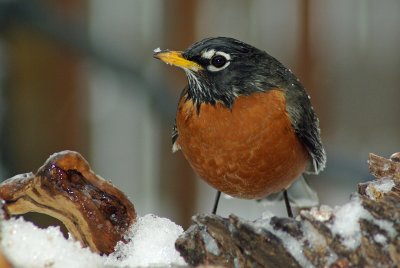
201,49 -> 216,59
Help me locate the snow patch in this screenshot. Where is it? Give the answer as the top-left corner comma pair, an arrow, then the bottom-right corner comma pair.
329,197 -> 366,249
329,196 -> 395,250
382,163 -> 390,171
374,233 -> 387,245
308,205 -> 333,222
1,214 -> 186,268
302,221 -> 326,249
1,217 -> 103,268
301,214 -> 338,266
372,217 -> 396,239
106,214 -> 185,267
254,215 -> 314,268
200,231 -> 220,256
366,178 -> 395,200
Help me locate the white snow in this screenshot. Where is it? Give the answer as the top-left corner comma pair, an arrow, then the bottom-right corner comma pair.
106,214 -> 186,267
0,214 -> 186,268
308,205 -> 333,222
365,178 -> 395,200
1,217 -> 104,268
371,217 -> 396,239
382,163 -> 390,171
200,231 -> 220,256
329,195 -> 396,250
254,215 -> 314,268
301,210 -> 338,266
374,233 -> 387,245
329,197 -> 366,249
301,221 -> 326,249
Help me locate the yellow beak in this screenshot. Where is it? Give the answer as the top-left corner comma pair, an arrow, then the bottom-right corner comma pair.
154,50 -> 203,72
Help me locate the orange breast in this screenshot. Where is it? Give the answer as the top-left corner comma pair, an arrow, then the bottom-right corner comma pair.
175,89 -> 310,199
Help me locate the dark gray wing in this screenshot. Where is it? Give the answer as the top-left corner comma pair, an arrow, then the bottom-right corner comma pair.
285,82 -> 326,174
171,86 -> 190,153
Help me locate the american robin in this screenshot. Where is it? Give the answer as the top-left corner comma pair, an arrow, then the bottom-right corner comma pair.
154,37 -> 326,216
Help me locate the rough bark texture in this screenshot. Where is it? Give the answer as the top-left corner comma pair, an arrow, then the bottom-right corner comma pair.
0,151 -> 137,255
176,152 -> 400,268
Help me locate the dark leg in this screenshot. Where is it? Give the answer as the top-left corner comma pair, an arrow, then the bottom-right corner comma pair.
212,190 -> 221,214
283,190 -> 293,218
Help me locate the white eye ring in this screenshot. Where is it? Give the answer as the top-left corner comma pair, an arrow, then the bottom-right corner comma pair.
207,51 -> 231,72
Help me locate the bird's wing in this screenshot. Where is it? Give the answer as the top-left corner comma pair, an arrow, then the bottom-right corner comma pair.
171,123 -> 180,153
285,86 -> 327,174
171,86 -> 190,153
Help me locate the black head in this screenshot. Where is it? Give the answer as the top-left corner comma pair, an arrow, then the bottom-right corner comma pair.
154,37 -> 299,109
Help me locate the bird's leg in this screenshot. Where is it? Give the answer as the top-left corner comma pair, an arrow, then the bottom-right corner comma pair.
283,189 -> 293,218
212,190 -> 221,214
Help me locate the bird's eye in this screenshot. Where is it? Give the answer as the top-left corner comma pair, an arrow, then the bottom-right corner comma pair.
211,55 -> 227,68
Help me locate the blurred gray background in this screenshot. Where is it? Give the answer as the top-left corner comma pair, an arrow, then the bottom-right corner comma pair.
0,0 -> 399,227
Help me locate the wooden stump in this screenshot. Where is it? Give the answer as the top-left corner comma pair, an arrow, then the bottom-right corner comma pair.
176,152 -> 400,267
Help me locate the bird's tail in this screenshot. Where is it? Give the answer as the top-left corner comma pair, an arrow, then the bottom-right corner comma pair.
261,175 -> 319,208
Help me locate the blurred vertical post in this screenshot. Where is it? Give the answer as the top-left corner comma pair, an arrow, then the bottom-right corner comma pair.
297,0 -> 313,93
297,0 -> 328,127
2,1 -> 89,175
159,0 -> 198,227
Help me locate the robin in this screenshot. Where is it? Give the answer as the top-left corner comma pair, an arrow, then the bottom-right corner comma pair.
154,37 -> 326,216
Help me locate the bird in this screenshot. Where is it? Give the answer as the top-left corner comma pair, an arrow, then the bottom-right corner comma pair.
154,37 -> 326,217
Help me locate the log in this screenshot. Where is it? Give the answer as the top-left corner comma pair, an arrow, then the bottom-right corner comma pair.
0,151 -> 137,255
176,152 -> 400,267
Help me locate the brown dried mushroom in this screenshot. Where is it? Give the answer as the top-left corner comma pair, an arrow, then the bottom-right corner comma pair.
0,150 -> 137,255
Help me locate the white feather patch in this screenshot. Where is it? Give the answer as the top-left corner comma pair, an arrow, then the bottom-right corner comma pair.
172,142 -> 181,153
201,49 -> 216,59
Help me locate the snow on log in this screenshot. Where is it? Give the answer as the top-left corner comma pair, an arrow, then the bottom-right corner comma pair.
176,152 -> 400,267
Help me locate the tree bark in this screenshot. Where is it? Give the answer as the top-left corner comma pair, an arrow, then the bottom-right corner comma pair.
176,152 -> 400,267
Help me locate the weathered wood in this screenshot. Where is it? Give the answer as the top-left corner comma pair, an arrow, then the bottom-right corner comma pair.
368,153 -> 400,180
176,152 -> 400,267
0,151 -> 137,255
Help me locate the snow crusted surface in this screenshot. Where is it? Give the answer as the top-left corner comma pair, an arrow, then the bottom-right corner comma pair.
328,197 -> 366,249
255,212 -> 314,268
254,195 -> 397,267
0,214 -> 186,268
105,214 -> 186,267
365,178 -> 395,200
327,196 -> 395,250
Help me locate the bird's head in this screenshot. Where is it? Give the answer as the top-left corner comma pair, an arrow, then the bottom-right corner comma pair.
154,37 -> 287,108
